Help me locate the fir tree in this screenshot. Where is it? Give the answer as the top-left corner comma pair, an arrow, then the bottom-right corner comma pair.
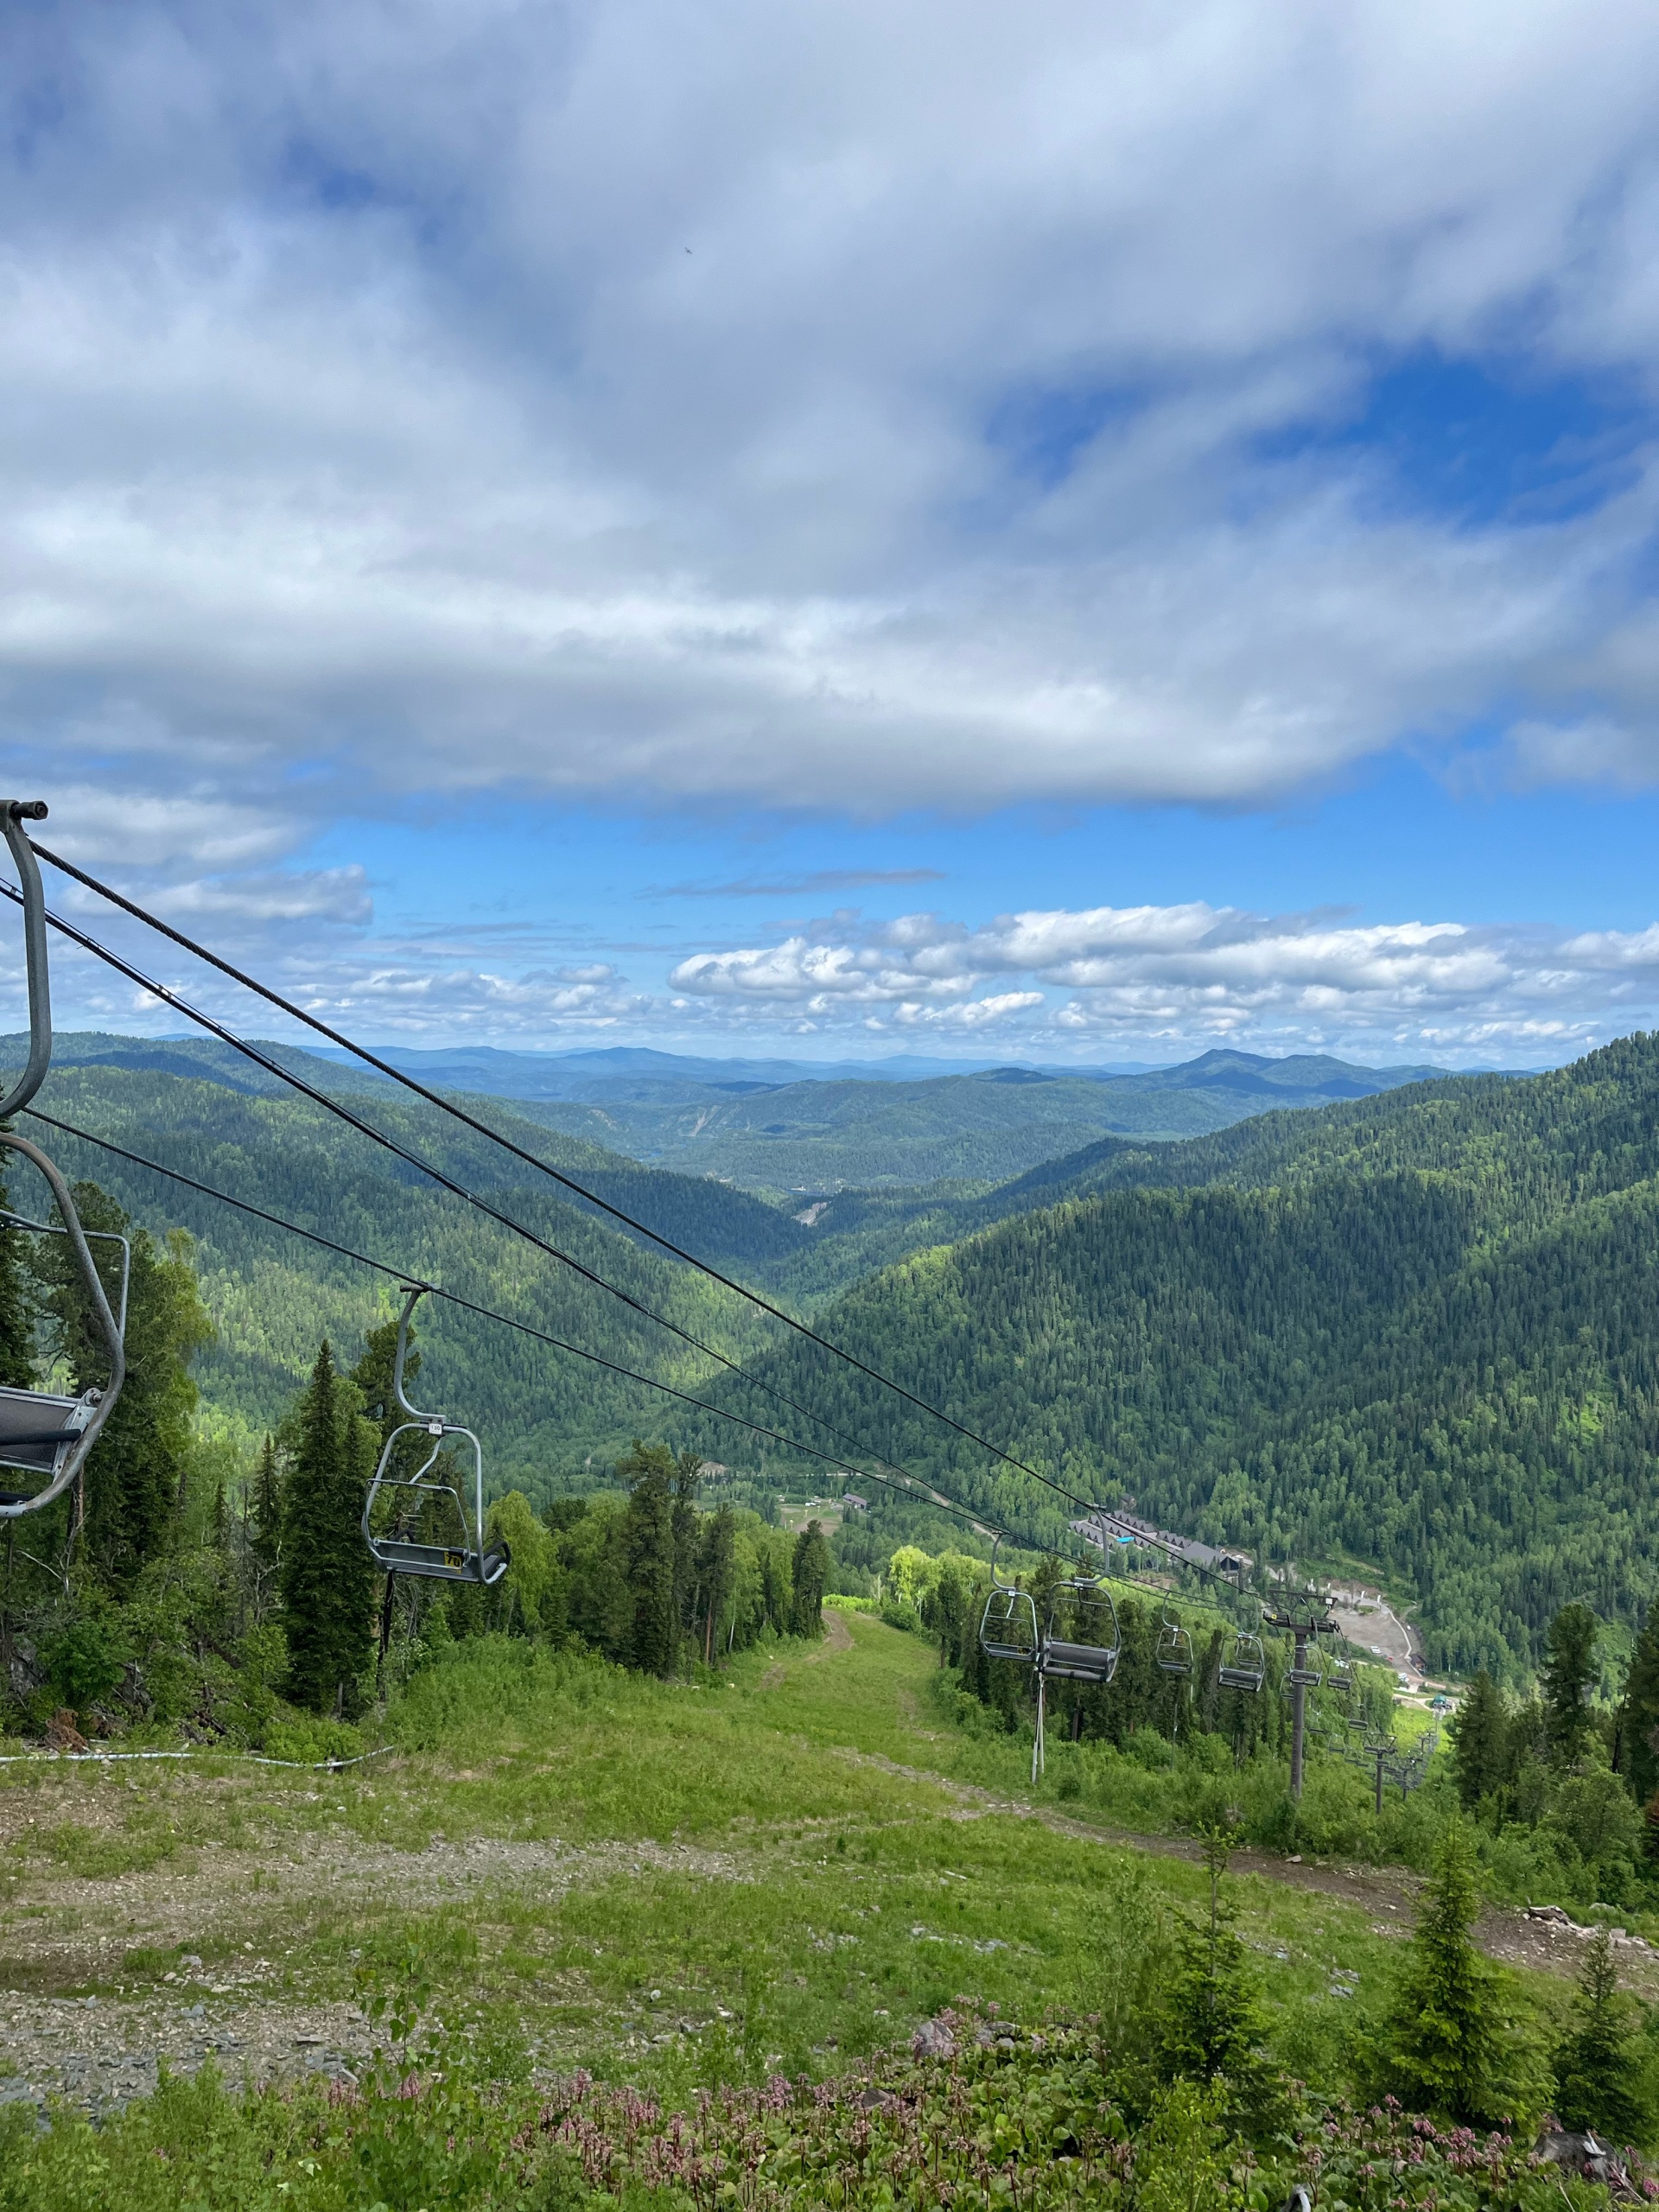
1450,1669 -> 1509,1810
280,1343 -> 374,1715
790,1519 -> 830,1638
1379,1818 -> 1516,2127
0,1168 -> 35,1388
698,1503 -> 736,1662
620,1441 -> 677,1677
250,1435 -> 282,1569
1553,1929 -> 1652,2145
1543,1603 -> 1599,1764
671,1451 -> 702,1639
39,1187 -> 212,1589
1155,1823 -> 1276,2128
1618,1612 -> 1659,1807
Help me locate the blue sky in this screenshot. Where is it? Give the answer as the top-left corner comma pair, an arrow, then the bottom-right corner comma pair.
11,1 -> 1659,1066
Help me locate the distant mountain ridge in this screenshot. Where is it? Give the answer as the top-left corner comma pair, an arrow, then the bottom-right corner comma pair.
4,1033 -> 1464,1195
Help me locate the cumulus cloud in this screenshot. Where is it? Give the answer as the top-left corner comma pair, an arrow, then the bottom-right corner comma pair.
668,900 -> 1659,1053
7,0 -> 1659,827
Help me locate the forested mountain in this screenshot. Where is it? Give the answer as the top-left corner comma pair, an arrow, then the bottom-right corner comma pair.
16,1064 -> 796,1483
20,1029 -> 1656,1686
705,1034 -> 1659,1681
512,1048 -> 1452,1191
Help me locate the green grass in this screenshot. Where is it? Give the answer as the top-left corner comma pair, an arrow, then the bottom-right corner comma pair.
0,1614 -> 1594,2106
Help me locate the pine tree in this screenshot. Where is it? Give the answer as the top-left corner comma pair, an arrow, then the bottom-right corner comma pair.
1450,1669 -> 1509,1810
1553,1929 -> 1651,2145
280,1343 -> 374,1715
1379,1818 -> 1516,2126
790,1519 -> 830,1638
620,1441 -> 677,1677
1543,1603 -> 1599,1764
1618,1613 -> 1659,1806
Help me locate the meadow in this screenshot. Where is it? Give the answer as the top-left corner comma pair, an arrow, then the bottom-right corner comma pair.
0,1611 -> 1638,2207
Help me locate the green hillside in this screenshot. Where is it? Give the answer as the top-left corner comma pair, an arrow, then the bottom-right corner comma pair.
18,1065 -> 794,1485
707,1035 -> 1659,1681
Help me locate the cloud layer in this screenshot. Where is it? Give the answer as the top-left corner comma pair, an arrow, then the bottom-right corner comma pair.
18,880 -> 1659,1063
10,0 -> 1659,842
662,902 -> 1659,1053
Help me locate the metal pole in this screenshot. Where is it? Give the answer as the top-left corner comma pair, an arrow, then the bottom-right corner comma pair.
1289,1628 -> 1307,1800
1374,1747 -> 1385,1816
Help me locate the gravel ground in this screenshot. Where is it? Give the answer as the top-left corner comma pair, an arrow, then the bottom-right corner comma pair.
0,1797 -> 749,2118
0,1986 -> 369,2116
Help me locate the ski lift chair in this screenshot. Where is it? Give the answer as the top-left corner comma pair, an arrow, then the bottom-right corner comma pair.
360,1285 -> 510,1586
1039,1568 -> 1122,1686
1155,1598 -> 1193,1676
977,1534 -> 1039,1664
1285,1641 -> 1325,1692
1325,1651 -> 1357,1698
0,801 -> 128,1519
1217,1618 -> 1267,1693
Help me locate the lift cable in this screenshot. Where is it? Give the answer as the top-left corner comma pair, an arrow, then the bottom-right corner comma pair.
10,861 -> 1259,1607
0,874 -> 987,1508
19,1102 -> 1003,1545
19,840 -> 1256,1592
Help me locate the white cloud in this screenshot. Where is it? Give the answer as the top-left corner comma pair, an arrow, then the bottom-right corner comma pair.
666,899 -> 1659,1055
7,1 -> 1659,822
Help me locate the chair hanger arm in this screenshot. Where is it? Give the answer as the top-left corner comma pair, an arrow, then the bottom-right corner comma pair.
0,1131 -> 125,1519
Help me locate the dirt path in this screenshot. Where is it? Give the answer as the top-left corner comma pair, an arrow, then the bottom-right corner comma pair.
760,1607 -> 854,1687
829,1745 -> 1659,1997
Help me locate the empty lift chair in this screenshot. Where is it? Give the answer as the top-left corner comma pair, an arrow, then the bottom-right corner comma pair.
360,1284 -> 510,1586
0,799 -> 127,1519
1217,1610 -> 1267,1693
1030,1560 -> 1122,1783
1155,1596 -> 1193,1676
976,1534 -> 1039,1664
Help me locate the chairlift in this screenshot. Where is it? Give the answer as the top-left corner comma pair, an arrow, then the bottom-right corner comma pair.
976,1534 -> 1039,1664
0,802 -> 128,1520
1155,1598 -> 1193,1677
1217,1614 -> 1267,1694
359,1284 -> 510,1586
1285,1640 -> 1325,1692
1325,1651 -> 1357,1698
1039,1567 -> 1122,1686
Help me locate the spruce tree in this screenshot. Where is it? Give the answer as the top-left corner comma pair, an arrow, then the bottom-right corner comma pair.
1553,1929 -> 1652,2145
671,1451 -> 702,1639
790,1519 -> 830,1638
0,1168 -> 35,1388
1379,1818 -> 1516,2126
251,1435 -> 283,1580
1155,1824 -> 1276,2129
39,1189 -> 212,1588
620,1441 -> 677,1677
698,1503 -> 736,1662
1618,1612 -> 1659,1806
280,1343 -> 374,1714
1449,1669 -> 1509,1810
1543,1603 -> 1599,1764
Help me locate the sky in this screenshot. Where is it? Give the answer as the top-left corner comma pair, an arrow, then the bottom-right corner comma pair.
10,0 -> 1659,1068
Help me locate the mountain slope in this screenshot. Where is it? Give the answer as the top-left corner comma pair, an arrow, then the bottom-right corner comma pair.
705,1034 -> 1659,1678
16,1065 -> 797,1484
